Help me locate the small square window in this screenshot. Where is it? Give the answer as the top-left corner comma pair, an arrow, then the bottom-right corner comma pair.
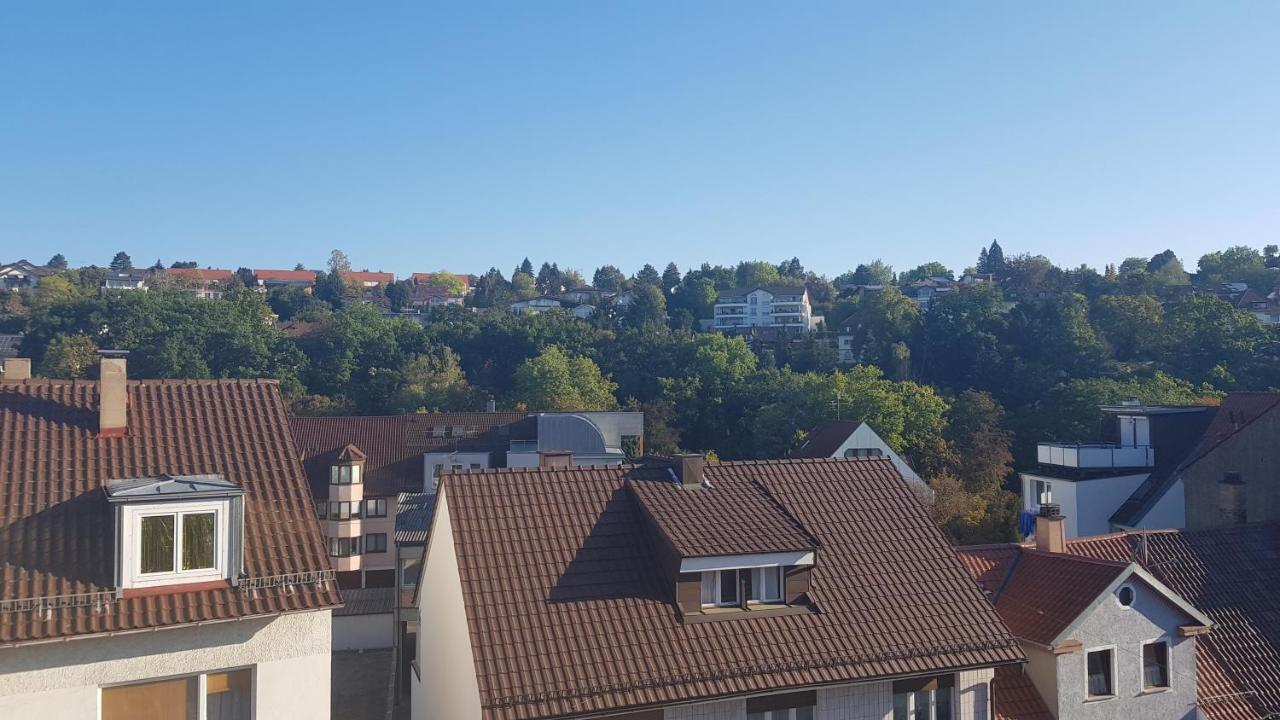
365,533 -> 387,553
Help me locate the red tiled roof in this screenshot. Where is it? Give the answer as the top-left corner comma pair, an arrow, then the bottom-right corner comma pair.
411,272 -> 471,288
960,526 -> 1280,720
254,268 -> 317,282
0,379 -> 340,645
289,413 -> 528,498
442,457 -> 1023,720
340,270 -> 394,285
790,420 -> 864,458
992,551 -> 1129,646
992,666 -> 1054,720
1182,393 -> 1280,471
164,267 -> 235,283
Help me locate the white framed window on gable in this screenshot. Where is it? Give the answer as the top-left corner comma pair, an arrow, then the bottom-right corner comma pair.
1141,639 -> 1171,691
893,675 -> 954,720
1085,646 -> 1117,700
700,567 -> 784,607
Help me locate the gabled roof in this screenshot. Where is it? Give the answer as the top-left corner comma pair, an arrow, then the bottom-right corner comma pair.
438,457 -> 1023,720
0,259 -> 53,277
990,550 -> 1131,645
1182,393 -> 1280,471
960,526 -> 1280,720
0,379 -> 340,646
289,412 -> 528,497
791,419 -> 866,457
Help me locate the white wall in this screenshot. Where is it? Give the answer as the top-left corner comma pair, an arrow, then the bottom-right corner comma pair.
666,697 -> 745,720
830,424 -> 924,486
412,488 -> 483,720
1074,474 -> 1148,537
0,609 -> 331,720
334,612 -> 394,650
424,451 -> 493,492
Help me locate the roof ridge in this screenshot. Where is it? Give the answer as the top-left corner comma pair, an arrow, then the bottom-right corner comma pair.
1022,548 -> 1132,568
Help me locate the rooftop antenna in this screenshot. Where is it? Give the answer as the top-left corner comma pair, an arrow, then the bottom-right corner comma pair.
828,391 -> 846,421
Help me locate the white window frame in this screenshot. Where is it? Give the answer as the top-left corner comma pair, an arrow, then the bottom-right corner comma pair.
1036,479 -> 1053,506
747,708 -> 814,720
748,566 -> 784,604
700,569 -> 740,607
1084,645 -> 1118,701
121,500 -> 228,589
1140,637 -> 1172,692
892,684 -> 955,720
99,665 -> 254,720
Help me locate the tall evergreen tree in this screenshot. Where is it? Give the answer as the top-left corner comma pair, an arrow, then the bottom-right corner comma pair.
661,262 -> 681,293
635,264 -> 661,287
986,240 -> 1005,274
520,257 -> 534,276
109,252 -> 133,272
46,253 -> 67,270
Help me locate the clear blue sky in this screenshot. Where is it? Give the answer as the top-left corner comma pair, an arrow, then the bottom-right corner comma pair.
2,2 -> 1277,278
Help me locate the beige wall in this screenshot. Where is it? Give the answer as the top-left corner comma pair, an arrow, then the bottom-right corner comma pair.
412,488 -> 483,720
0,609 -> 331,720
1184,408 -> 1280,529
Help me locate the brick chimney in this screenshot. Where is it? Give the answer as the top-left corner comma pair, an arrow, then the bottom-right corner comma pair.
675,453 -> 705,490
1035,503 -> 1066,554
98,350 -> 129,437
538,450 -> 573,468
2,358 -> 31,381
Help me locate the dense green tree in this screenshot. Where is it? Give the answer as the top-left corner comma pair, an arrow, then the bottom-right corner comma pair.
667,276 -> 718,322
920,284 -> 1007,392
109,252 -> 133,272
634,263 -> 661,287
661,262 -> 682,293
327,249 -> 352,274
943,390 -> 1014,495
899,262 -> 953,283
384,280 -> 411,312
1161,293 -> 1265,386
1093,294 -> 1164,361
832,285 -> 920,376
37,333 -> 99,378
46,254 -> 68,270
837,260 -> 894,287
510,272 -> 537,300
734,261 -> 781,288
519,257 -> 534,276
777,257 -> 804,278
513,345 -> 618,411
1198,245 -> 1266,284
312,270 -> 351,308
592,265 -> 626,292
623,284 -> 667,328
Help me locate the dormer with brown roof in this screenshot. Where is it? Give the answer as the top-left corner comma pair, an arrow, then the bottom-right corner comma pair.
412,457 -> 1023,720
627,455 -> 820,621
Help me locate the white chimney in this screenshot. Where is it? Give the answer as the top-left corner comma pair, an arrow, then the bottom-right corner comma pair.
99,350 -> 129,437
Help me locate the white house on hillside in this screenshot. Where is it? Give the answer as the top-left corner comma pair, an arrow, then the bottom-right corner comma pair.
712,286 -> 819,333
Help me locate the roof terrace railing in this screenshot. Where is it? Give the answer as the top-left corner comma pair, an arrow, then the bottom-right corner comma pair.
1036,442 -> 1155,469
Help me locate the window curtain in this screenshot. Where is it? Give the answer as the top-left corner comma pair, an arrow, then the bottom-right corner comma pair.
182,513 -> 216,570
1087,651 -> 1112,695
140,515 -> 176,573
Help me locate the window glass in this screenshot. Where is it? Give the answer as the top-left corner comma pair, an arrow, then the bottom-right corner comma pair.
366,533 -> 387,553
102,676 -> 198,720
893,693 -> 910,720
751,567 -> 782,603
1143,642 -> 1170,689
181,513 -> 216,570
206,669 -> 252,720
700,572 -> 716,605
141,515 -> 176,574
315,500 -> 327,519
400,557 -> 422,589
1087,649 -> 1114,697
365,498 -> 387,518
719,569 -> 738,605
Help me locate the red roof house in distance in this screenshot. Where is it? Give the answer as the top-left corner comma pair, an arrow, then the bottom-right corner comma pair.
411,455 -> 1024,720
0,352 -> 340,718
341,270 -> 395,287
253,268 -> 319,289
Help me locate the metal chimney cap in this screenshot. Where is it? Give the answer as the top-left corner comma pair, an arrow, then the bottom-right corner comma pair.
98,349 -> 130,358
1038,503 -> 1062,519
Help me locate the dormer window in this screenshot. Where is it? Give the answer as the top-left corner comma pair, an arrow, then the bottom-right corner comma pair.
331,464 -> 359,485
106,475 -> 245,591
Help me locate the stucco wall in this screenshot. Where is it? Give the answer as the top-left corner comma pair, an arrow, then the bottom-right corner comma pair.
1184,408 -> 1280,529
1131,477 -> 1186,531
1022,644 -> 1060,718
0,609 -> 331,720
1073,474 -> 1148,537
412,488 -> 483,720
334,611 -> 394,650
1054,579 -> 1197,720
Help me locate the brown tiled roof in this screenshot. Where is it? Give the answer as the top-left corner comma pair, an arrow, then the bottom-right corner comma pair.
628,471 -> 817,558
0,379 -> 340,646
442,457 -> 1023,720
340,270 -> 394,285
254,268 -> 317,282
790,420 -> 863,458
959,526 -> 1280,720
991,551 -> 1129,646
992,666 -> 1054,719
289,413 -> 527,498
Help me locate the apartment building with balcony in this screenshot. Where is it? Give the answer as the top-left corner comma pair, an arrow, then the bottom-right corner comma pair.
1021,400 -> 1213,538
712,286 -> 819,334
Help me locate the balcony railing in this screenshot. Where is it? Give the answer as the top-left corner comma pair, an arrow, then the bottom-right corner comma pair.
1036,443 -> 1154,469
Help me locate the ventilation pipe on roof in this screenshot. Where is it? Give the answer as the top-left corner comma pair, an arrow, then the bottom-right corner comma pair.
1035,503 -> 1066,554
1,357 -> 31,381
485,397 -> 496,413
98,350 -> 129,437
675,453 -> 705,490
